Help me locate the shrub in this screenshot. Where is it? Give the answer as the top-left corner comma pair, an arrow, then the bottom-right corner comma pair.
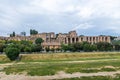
5,48 -> 20,61
45,47 -> 50,52
35,38 -> 44,44
24,47 -> 31,52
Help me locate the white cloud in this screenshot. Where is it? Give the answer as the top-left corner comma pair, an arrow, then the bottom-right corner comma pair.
72,23 -> 94,30
0,0 -> 120,35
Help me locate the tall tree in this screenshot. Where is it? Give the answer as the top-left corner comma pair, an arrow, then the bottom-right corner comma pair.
10,31 -> 16,37
96,42 -> 113,51
35,38 -> 44,45
30,29 -> 38,35
21,32 -> 26,36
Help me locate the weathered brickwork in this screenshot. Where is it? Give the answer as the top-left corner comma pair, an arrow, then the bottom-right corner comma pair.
0,31 -> 111,49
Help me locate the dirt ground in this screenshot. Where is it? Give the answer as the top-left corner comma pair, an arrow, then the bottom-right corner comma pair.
0,71 -> 120,80
0,62 -> 120,80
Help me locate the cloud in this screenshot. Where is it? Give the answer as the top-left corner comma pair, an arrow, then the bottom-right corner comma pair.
0,0 -> 120,36
72,23 -> 94,30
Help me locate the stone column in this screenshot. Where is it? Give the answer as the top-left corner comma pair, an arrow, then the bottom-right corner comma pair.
103,37 -> 104,42
95,37 -> 97,43
91,37 -> 93,44
79,37 -> 81,42
74,37 -> 76,43
88,37 -> 90,42
98,37 -> 100,42
107,37 -> 111,43
70,38 -> 72,44
66,37 -> 68,44
83,36 -> 86,41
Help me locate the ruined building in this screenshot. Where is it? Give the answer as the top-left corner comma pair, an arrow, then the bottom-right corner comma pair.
0,31 -> 111,49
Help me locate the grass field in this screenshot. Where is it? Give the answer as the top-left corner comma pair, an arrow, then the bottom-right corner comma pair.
59,76 -> 120,80
1,52 -> 120,80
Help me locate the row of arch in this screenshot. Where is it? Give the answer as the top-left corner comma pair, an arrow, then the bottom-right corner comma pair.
65,36 -> 110,44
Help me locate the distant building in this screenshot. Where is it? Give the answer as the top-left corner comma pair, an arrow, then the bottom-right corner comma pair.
0,31 -> 111,49
114,37 -> 120,41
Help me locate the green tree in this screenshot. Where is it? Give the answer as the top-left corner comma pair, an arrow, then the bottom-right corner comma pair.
56,48 -> 61,52
50,48 -> 55,53
45,47 -> 50,52
30,29 -> 38,35
90,44 -> 97,51
35,38 -> 44,44
96,42 -> 113,51
34,44 -> 42,52
61,44 -> 69,52
0,43 -> 5,52
21,32 -> 26,36
24,47 -> 31,52
83,44 -> 91,52
10,32 -> 16,37
5,47 -> 20,61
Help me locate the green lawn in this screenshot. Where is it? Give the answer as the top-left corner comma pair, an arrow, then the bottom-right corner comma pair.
1,52 -> 120,79
58,76 -> 120,80
3,58 -> 120,76
20,52 -> 120,62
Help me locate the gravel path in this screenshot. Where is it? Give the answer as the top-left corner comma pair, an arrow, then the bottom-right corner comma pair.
0,59 -> 119,80
0,71 -> 120,80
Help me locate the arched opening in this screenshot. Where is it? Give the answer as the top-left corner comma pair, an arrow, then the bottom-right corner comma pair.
72,38 -> 75,43
68,38 -> 70,44
76,37 -> 79,42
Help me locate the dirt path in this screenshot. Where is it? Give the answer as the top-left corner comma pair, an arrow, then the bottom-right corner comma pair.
0,59 -> 119,80
0,71 -> 120,80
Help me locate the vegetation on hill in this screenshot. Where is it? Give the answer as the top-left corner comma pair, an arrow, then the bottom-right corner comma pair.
0,40 -> 120,54
2,52 -> 120,76
30,29 -> 38,35
61,42 -> 113,52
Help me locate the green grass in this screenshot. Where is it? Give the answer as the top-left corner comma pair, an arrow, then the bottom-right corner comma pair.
1,52 -> 120,76
58,75 -> 120,80
20,52 -> 120,62
1,52 -> 120,63
0,55 -> 10,63
3,59 -> 120,76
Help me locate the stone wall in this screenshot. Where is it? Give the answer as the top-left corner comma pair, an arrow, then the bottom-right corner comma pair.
0,31 -> 111,49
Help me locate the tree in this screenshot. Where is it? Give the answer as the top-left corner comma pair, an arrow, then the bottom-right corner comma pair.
30,29 -> 38,35
20,40 -> 32,46
21,32 -> 26,36
110,36 -> 117,41
70,42 -> 83,52
112,40 -> 120,45
0,43 -> 5,52
61,44 -> 70,52
50,48 -> 55,52
24,47 -> 31,52
68,43 -> 76,52
13,32 -> 15,37
96,42 -> 113,51
19,40 -> 33,52
45,47 -> 50,52
10,31 -> 16,37
83,44 -> 91,52
5,47 -> 20,61
56,48 -> 61,52
90,44 -> 97,51
35,38 -> 44,44
34,44 -> 42,52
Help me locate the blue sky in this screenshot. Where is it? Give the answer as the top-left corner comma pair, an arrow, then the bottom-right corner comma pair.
0,0 -> 120,36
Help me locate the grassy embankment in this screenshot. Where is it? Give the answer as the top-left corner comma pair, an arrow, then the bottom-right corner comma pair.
58,76 -> 120,80
1,52 -> 120,77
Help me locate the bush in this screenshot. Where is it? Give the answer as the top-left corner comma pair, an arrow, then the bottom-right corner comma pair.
24,47 -> 31,52
35,38 -> 44,44
45,47 -> 50,52
5,48 -> 20,61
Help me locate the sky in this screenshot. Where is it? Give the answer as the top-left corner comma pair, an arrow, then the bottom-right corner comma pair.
0,0 -> 120,36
